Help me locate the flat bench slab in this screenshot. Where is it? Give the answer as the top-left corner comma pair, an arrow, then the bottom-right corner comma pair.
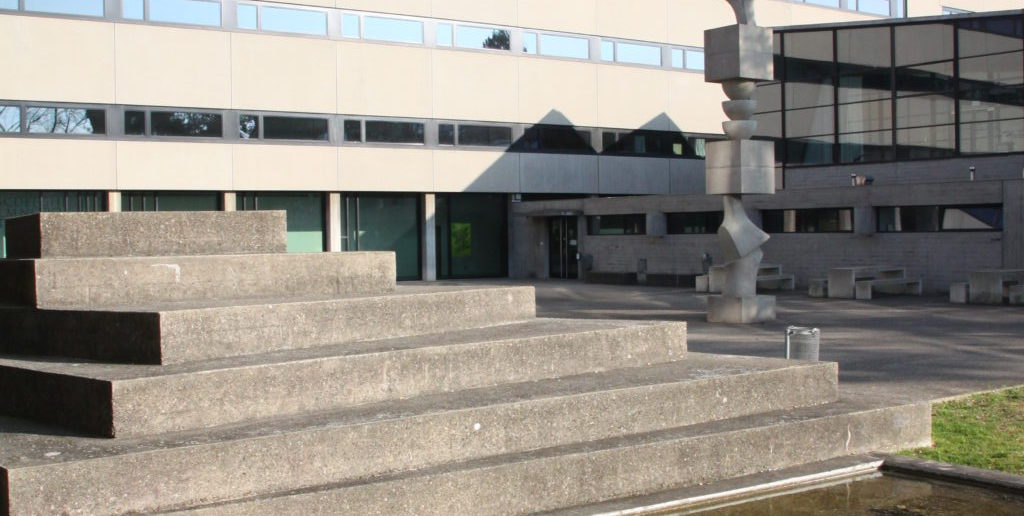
4,211 -> 287,258
828,266 -> 906,299
808,278 -> 828,298
757,274 -> 795,291
969,269 -> 1024,305
1009,285 -> 1024,306
855,278 -> 923,300
949,282 -> 969,304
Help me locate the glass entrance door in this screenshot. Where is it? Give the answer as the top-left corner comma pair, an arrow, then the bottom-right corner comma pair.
548,216 -> 578,279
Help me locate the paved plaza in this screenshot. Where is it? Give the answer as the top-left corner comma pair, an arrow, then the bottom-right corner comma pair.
432,279 -> 1024,403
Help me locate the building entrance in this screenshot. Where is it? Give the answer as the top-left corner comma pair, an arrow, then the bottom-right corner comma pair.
548,216 -> 578,279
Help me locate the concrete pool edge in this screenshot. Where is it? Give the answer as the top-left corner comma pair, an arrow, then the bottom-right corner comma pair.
877,454 -> 1024,495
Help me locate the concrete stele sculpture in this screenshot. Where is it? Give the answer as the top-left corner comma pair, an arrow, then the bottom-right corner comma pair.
703,0 -> 776,323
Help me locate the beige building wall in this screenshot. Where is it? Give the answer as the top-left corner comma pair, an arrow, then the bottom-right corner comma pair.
0,139 -> 116,190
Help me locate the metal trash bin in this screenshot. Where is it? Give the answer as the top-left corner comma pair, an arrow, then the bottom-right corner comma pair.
785,326 -> 820,361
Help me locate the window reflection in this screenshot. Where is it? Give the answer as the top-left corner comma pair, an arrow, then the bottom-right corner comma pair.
343,120 -> 362,142
263,116 -> 329,141
458,125 -> 511,147
364,16 -> 423,44
365,121 -> 424,144
456,26 -> 510,50
438,123 -> 454,145
24,0 -> 103,16
522,32 -> 537,54
151,111 -> 222,137
26,107 -> 105,134
616,42 -> 661,66
123,0 -> 143,19
341,13 -> 360,37
587,215 -> 646,236
260,6 -> 327,36
239,115 -> 258,139
149,0 -> 221,27
0,0 -> 16,10
436,23 -> 453,46
877,205 -> 1002,232
237,4 -> 258,30
667,212 -> 723,234
539,34 -> 589,60
685,49 -> 704,70
0,106 -> 20,133
124,110 -> 145,135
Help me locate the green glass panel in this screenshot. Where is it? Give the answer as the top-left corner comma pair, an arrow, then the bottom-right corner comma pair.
351,195 -> 420,281
156,193 -> 219,211
242,193 -> 324,253
438,193 -> 506,278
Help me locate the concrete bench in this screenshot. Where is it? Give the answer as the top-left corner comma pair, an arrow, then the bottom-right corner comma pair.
828,266 -> 906,299
695,274 -> 710,292
1009,285 -> 1024,306
757,274 -> 795,291
855,277 -> 923,300
949,282 -> 969,304
808,279 -> 828,298
969,269 -> 1024,305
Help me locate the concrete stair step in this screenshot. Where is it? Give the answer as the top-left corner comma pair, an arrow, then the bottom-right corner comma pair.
0,319 -> 690,437
0,353 -> 844,515
156,396 -> 929,516
4,211 -> 287,259
0,285 -> 537,365
0,252 -> 395,308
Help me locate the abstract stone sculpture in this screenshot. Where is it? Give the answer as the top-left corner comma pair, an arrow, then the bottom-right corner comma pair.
703,0 -> 776,323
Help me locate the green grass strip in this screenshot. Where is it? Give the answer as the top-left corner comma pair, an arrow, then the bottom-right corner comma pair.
899,386 -> 1024,474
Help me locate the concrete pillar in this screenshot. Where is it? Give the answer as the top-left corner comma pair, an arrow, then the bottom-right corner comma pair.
221,192 -> 237,212
325,192 -> 343,252
421,193 -> 437,281
106,191 -> 121,212
1004,180 -> 1023,269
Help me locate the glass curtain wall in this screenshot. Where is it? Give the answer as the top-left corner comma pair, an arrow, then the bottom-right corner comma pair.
340,193 -> 421,281
236,192 -> 324,253
436,193 -> 508,279
123,192 -> 220,212
771,13 -> 1023,166
0,190 -> 105,257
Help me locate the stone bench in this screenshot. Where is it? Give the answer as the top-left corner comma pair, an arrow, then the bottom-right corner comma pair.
1009,285 -> 1024,306
969,269 -> 1024,305
828,266 -> 906,299
808,278 -> 828,298
757,273 -> 795,291
855,277 -> 923,300
949,282 -> 969,304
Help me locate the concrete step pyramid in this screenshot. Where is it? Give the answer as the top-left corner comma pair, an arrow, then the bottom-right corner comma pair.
0,211 -> 929,516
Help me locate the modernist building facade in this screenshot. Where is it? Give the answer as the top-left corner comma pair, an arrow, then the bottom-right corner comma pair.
0,0 -> 1020,288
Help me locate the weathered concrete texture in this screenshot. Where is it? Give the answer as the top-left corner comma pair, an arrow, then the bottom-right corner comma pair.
3,211 -> 287,259
159,399 -> 928,516
0,320 -> 691,437
705,140 -> 775,195
0,377 -> 908,516
0,286 -> 537,365
707,294 -> 776,323
704,24 -> 774,83
0,251 -> 396,309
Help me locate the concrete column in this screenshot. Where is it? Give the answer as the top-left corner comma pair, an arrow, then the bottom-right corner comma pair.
325,192 -> 343,252
421,193 -> 437,281
1004,180 -> 1023,269
221,192 -> 237,212
106,191 -> 121,212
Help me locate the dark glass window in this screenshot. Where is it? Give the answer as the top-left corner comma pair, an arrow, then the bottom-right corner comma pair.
239,114 -> 258,139
761,208 -> 853,233
458,125 -> 512,147
839,130 -> 893,163
514,125 -> 593,153
837,27 -> 892,104
586,214 -> 646,235
785,136 -> 834,166
896,125 -> 955,160
438,123 -> 455,145
877,205 -> 1003,232
895,23 -> 954,67
124,110 -> 146,135
602,130 -> 686,157
263,116 -> 329,141
667,212 -> 723,234
365,121 -> 425,144
25,107 -> 105,134
784,31 -> 835,109
436,193 -> 508,279
343,120 -> 362,142
151,111 -> 222,137
341,194 -> 422,280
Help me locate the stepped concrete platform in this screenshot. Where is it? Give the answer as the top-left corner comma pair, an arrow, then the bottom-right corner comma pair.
0,285 -> 537,364
4,211 -> 286,259
157,396 -> 928,516
0,319 -> 690,437
0,354 -> 855,516
0,252 -> 395,308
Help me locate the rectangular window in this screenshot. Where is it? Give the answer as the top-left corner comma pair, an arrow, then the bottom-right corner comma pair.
587,214 -> 646,236
877,205 -> 1002,232
539,34 -> 589,60
0,0 -> 16,10
685,49 -> 705,70
857,0 -> 891,15
341,13 -> 360,37
436,23 -> 453,46
123,0 -> 144,19
341,194 -> 421,280
149,0 -> 221,27
438,123 -> 454,145
457,125 -> 512,147
237,4 -> 258,30
364,120 -> 425,144
0,106 -> 20,133
124,110 -> 146,135
601,40 -> 615,62
602,130 -> 685,157
616,42 -> 661,66
150,111 -> 222,137
239,114 -> 259,139
263,116 -> 329,141
26,107 -> 105,134
24,0 -> 104,16
670,49 -> 683,68
667,212 -> 723,234
515,125 -> 593,153
260,6 -> 327,36
456,26 -> 510,51
762,208 -> 853,232
522,32 -> 537,54
364,16 -> 423,44
343,120 -> 362,142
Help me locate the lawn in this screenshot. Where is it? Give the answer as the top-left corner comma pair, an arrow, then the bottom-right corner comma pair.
899,386 -> 1024,475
